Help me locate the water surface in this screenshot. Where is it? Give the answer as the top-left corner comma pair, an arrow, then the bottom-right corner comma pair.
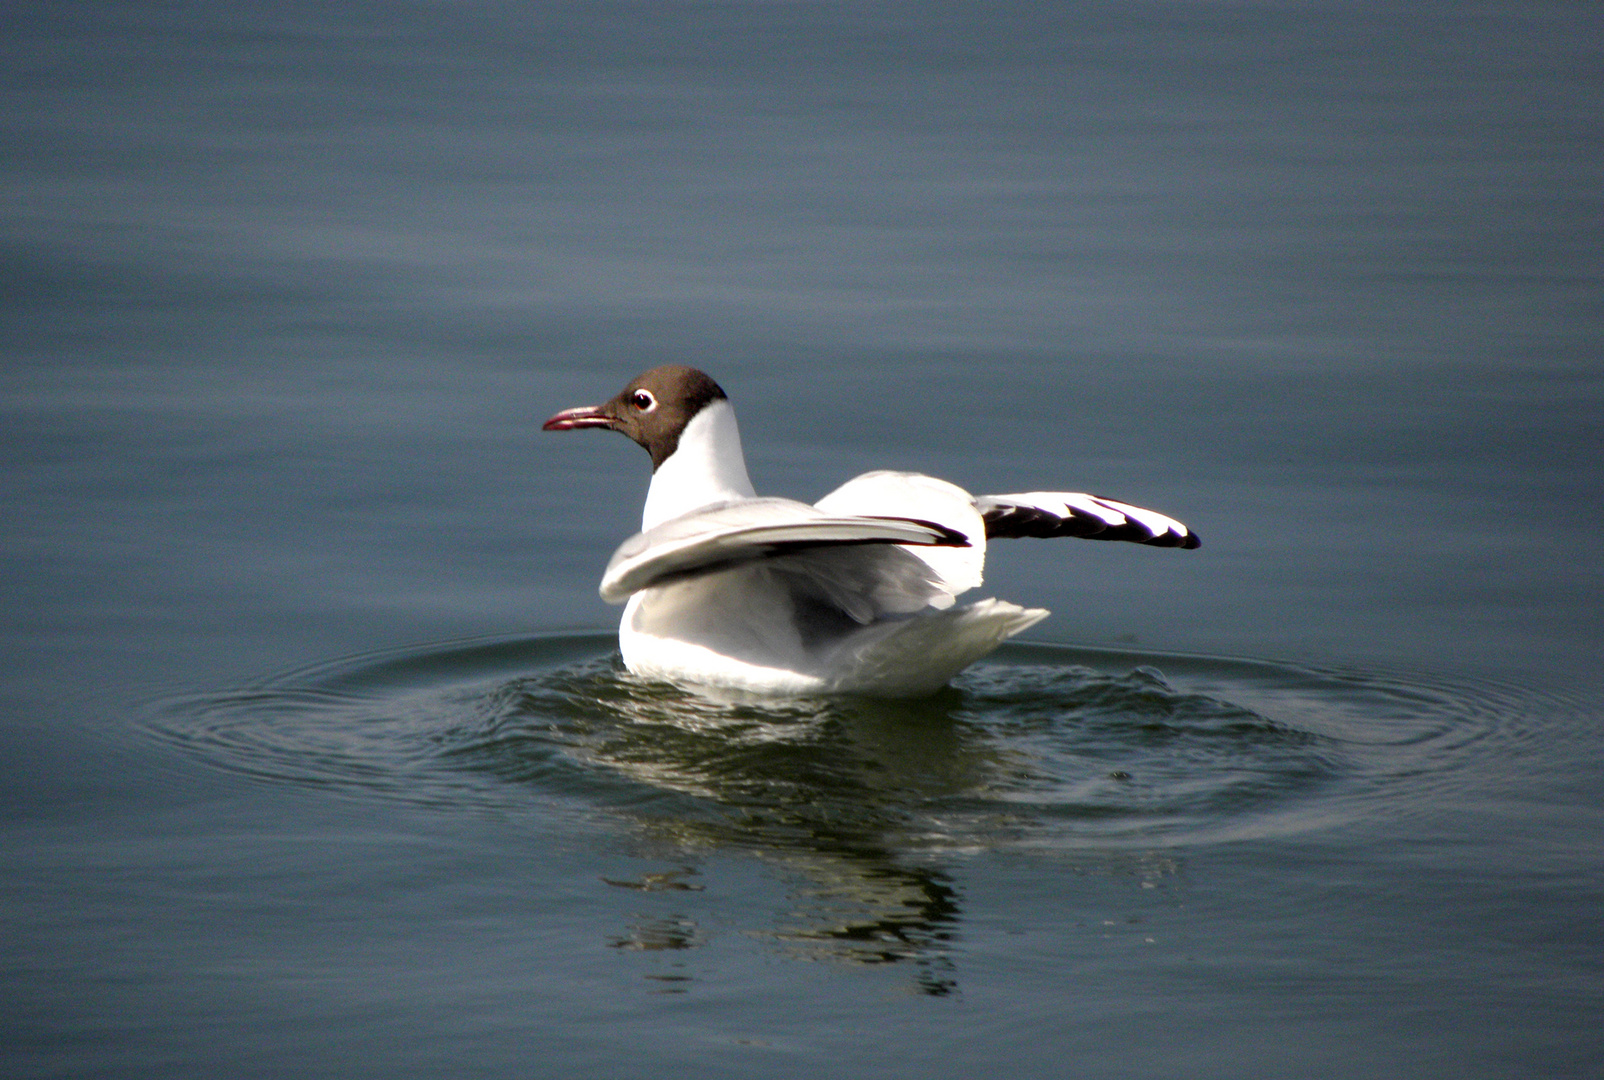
3,1 -> 1601,1077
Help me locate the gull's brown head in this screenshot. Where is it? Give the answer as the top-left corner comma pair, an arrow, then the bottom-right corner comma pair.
542,365 -> 729,470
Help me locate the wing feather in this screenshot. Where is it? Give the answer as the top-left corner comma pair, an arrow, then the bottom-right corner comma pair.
601,498 -> 970,602
976,492 -> 1200,549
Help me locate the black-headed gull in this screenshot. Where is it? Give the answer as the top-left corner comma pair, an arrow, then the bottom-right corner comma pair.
545,366 -> 1199,697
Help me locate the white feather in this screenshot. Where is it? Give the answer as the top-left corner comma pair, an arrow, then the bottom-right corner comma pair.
640,399 -> 756,530
600,498 -> 964,604
814,470 -> 987,595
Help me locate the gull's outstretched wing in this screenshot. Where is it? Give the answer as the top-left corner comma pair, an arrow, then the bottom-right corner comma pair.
975,492 -> 1201,549
600,498 -> 970,603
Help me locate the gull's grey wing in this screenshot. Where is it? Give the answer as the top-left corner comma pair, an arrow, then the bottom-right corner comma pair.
600,498 -> 970,603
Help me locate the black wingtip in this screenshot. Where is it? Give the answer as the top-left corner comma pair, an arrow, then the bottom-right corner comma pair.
980,497 -> 1200,550
901,517 -> 973,548
1143,529 -> 1201,550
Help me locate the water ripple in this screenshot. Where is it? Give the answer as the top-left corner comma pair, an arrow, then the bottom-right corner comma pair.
139,633 -> 1573,855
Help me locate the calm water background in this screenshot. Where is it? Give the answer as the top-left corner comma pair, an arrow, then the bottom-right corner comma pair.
3,1 -> 1601,1077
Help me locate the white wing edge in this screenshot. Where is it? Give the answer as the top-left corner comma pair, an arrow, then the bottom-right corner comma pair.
1086,496 -> 1193,542
977,491 -> 1199,546
600,516 -> 967,603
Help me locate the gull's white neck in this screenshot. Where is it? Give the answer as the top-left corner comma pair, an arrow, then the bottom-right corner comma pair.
641,398 -> 756,530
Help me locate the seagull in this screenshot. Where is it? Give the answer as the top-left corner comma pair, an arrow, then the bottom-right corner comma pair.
544,366 -> 1199,697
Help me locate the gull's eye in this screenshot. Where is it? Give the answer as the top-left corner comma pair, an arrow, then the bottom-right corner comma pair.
631,390 -> 656,412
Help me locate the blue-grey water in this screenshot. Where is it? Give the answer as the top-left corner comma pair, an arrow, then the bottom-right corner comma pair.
3,2 -> 1601,1077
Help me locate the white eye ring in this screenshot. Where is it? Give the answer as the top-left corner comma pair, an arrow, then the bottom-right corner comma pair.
630,390 -> 657,412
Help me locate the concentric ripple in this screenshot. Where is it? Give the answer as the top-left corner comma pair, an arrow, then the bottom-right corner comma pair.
140,633 -> 1566,853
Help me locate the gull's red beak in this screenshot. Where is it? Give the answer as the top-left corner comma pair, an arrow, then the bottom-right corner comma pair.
542,405 -> 616,432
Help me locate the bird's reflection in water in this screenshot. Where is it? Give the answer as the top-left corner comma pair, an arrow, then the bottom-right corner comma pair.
608,912 -> 703,952
449,659 -> 1002,994
770,858 -> 963,996
439,655 -> 1271,994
